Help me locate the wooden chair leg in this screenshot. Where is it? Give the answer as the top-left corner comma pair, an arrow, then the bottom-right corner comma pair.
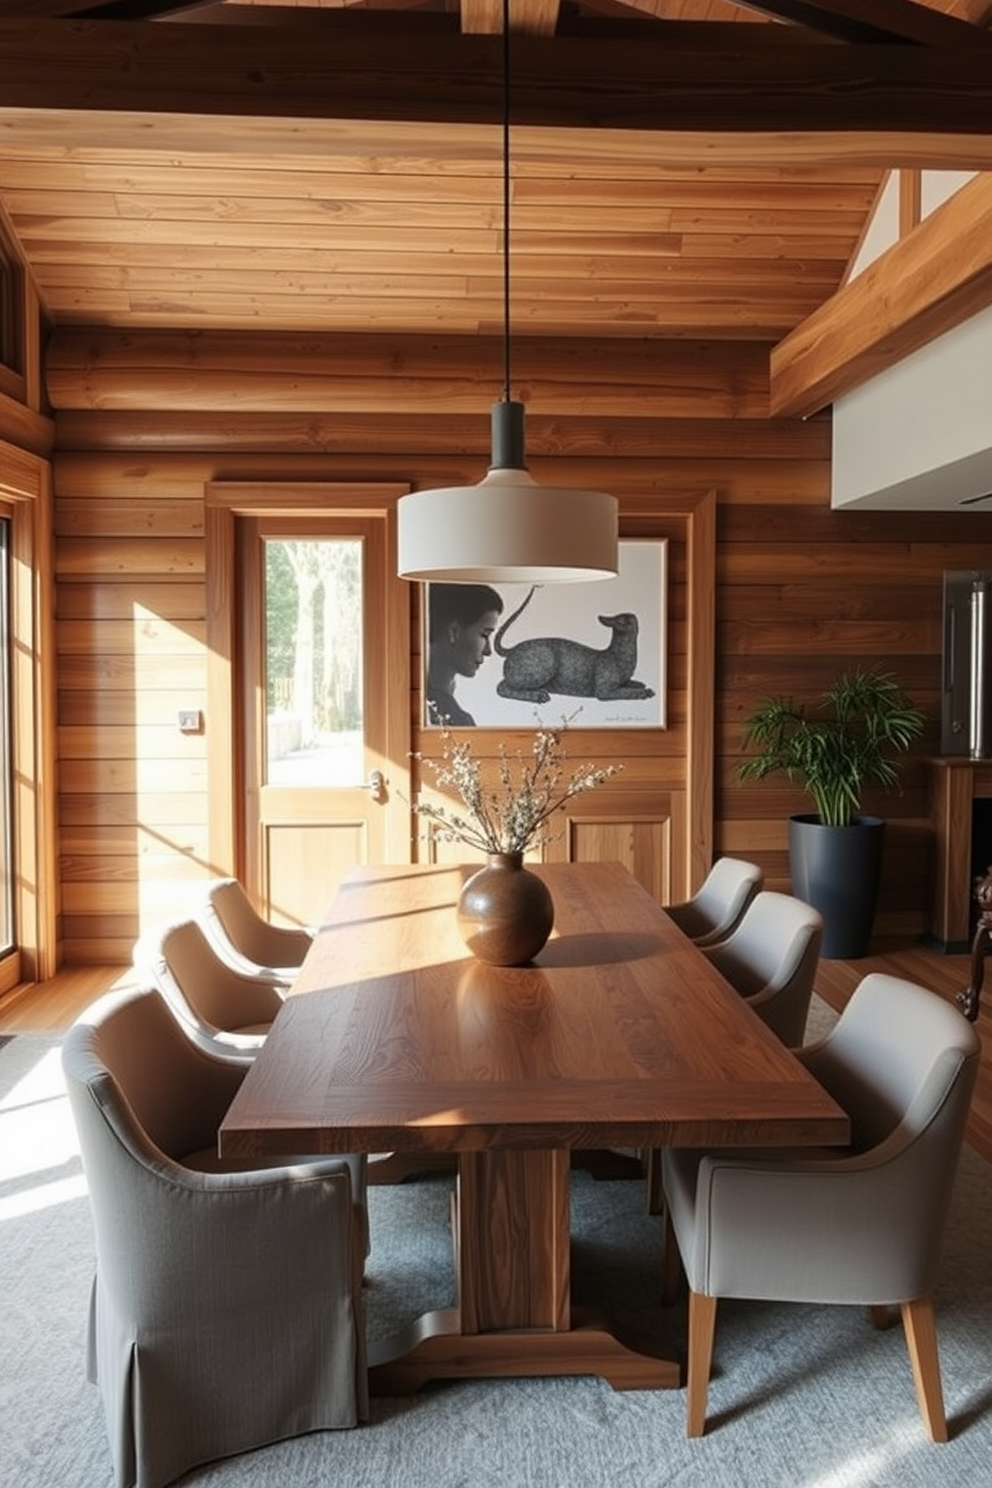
686,1290 -> 718,1438
901,1296 -> 949,1443
660,1205 -> 681,1305
869,1304 -> 892,1330
644,1146 -> 664,1214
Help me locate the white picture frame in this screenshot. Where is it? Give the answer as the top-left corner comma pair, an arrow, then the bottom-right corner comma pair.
423,539 -> 667,729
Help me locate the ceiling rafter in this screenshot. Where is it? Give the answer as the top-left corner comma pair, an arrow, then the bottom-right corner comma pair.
735,0 -> 992,46
4,0 -> 991,44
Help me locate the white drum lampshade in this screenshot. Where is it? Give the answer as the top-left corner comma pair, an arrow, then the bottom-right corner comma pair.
397,400 -> 618,584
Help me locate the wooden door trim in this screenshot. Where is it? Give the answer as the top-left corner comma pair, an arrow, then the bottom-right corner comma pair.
684,488 -> 716,892
204,480 -> 410,878
0,439 -> 56,985
620,488 -> 715,896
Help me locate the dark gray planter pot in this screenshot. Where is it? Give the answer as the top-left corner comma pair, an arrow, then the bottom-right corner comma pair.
788,813 -> 885,960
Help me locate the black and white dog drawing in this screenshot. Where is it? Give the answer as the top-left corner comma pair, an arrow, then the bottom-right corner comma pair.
494,586 -> 655,706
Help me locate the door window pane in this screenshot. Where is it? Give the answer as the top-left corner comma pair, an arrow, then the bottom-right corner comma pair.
0,519 -> 12,955
264,537 -> 364,786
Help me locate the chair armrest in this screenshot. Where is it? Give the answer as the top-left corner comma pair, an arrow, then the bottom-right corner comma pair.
687,1146 -> 952,1305
87,1095 -> 364,1321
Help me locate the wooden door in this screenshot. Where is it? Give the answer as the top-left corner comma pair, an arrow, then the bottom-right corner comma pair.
206,483 -> 411,929
242,514 -> 409,928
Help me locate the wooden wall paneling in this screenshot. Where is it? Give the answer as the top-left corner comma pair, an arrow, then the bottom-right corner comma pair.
53,452 -> 211,959
43,330 -> 992,962
559,797 -> 682,907
45,331 -> 774,419
53,413 -> 831,471
50,444 -> 830,509
55,536 -> 204,580
718,496 -> 992,940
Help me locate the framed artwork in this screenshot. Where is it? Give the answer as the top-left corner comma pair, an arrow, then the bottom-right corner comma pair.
423,539 -> 667,729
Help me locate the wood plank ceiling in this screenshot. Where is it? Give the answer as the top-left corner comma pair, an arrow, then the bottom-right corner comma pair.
0,0 -> 990,371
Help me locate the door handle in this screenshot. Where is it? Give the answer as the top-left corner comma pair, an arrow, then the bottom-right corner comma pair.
367,769 -> 386,803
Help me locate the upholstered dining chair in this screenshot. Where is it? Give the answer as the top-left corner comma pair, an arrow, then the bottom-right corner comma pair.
62,986 -> 368,1488
664,856 -> 763,948
197,875 -> 313,985
661,972 -> 980,1441
700,889 -> 823,1046
133,915 -> 284,1057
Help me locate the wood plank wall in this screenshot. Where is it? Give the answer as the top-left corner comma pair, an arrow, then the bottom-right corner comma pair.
40,328 -> 992,962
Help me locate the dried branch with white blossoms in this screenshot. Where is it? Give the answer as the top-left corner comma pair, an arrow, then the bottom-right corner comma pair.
414,723 -> 621,857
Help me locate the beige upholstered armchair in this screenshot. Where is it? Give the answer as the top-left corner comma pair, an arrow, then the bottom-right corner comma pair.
664,856 -> 763,948
196,876 -> 313,985
133,915 -> 284,1057
699,889 -> 823,1046
661,973 -> 980,1441
62,986 -> 368,1488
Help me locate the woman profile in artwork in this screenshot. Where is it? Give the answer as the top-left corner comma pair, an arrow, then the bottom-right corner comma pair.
425,583 -> 504,727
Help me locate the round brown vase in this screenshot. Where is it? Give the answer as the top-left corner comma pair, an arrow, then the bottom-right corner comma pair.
457,852 -> 555,966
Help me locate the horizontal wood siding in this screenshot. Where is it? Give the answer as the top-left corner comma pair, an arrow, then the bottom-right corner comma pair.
46,328 -> 992,961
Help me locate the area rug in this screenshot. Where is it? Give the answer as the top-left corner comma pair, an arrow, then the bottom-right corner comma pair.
2,1005 -> 990,1488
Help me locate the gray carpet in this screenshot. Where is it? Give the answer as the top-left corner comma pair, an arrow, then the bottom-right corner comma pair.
2,1006 -> 991,1488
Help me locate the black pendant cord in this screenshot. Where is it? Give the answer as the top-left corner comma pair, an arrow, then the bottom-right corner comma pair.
501,0 -> 512,407
490,0 -> 526,473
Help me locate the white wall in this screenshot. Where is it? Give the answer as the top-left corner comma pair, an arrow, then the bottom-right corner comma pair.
848,169 -> 977,280
831,299 -> 992,511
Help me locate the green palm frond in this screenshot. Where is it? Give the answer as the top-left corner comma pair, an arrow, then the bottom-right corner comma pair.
737,669 -> 926,827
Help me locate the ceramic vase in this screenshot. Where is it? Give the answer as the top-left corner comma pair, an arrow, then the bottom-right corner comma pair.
457,852 -> 554,966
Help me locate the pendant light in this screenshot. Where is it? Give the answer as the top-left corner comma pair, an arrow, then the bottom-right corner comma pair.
396,0 -> 618,584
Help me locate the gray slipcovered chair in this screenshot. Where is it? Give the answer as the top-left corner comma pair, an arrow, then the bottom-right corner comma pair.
664,856 -> 763,948
62,985 -> 369,1488
661,972 -> 980,1441
133,915 -> 284,1057
700,889 -> 823,1046
196,876 -> 313,986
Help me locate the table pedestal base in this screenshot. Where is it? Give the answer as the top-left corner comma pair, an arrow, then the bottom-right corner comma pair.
367,1146 -> 681,1395
367,1306 -> 682,1394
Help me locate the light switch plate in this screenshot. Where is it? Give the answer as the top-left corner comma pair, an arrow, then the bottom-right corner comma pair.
178,710 -> 202,733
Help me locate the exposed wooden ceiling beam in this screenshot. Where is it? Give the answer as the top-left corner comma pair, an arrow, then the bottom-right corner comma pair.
735,0 -> 992,46
769,173 -> 992,416
5,105 -> 991,171
2,18 -> 992,132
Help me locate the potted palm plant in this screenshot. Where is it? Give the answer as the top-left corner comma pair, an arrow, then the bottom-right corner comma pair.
737,669 -> 926,958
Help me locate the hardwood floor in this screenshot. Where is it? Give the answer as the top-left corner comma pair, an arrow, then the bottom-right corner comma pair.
0,964 -> 140,1034
2,939 -> 990,1161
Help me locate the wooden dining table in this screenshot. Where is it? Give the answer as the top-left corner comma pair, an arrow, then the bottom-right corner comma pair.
219,860 -> 849,1393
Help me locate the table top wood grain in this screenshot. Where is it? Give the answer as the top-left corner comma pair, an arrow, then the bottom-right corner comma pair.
220,861 -> 849,1160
